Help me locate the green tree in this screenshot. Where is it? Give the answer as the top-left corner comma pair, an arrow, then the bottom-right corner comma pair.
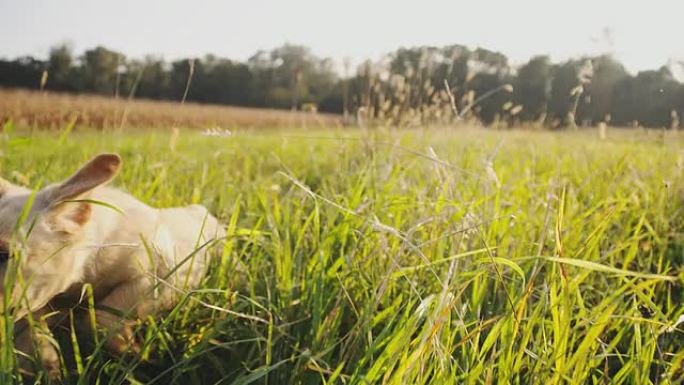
192,55 -> 253,105
80,46 -> 125,95
248,44 -> 337,109
131,56 -> 171,100
548,61 -> 579,127
47,44 -> 74,91
514,56 -> 552,122
612,67 -> 679,127
584,55 -> 628,124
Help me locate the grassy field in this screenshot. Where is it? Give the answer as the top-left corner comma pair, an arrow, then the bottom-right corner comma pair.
1,126 -> 684,384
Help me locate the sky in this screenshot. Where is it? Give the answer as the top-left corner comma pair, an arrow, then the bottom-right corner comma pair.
1,0 -> 683,75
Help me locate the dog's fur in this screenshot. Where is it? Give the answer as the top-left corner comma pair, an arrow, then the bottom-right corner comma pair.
0,154 -> 224,378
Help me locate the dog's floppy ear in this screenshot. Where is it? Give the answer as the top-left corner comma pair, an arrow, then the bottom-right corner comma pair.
52,154 -> 121,202
47,153 -> 121,233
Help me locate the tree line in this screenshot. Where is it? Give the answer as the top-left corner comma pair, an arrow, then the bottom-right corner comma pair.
1,43 -> 682,128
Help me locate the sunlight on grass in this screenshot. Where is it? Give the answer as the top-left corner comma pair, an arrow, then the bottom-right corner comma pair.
0,127 -> 683,384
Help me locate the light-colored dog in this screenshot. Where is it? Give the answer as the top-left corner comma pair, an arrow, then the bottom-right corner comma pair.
0,153 -> 224,378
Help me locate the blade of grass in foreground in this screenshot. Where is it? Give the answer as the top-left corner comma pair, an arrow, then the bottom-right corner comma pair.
534,256 -> 676,281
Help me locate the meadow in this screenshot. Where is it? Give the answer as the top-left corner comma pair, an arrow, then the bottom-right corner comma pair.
1,124 -> 684,384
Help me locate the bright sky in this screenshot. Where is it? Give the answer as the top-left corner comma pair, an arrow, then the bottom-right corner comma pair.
1,0 -> 682,75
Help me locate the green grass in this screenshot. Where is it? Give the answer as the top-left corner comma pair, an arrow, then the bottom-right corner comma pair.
1,127 -> 684,384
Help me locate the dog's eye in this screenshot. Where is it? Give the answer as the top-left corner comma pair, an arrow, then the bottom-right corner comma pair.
0,247 -> 9,264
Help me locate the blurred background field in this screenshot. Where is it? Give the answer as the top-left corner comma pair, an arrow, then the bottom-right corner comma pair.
0,89 -> 340,130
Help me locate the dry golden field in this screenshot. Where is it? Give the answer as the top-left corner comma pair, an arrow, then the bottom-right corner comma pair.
0,88 -> 342,130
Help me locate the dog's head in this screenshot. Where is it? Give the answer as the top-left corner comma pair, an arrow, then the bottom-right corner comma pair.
0,154 -> 121,317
